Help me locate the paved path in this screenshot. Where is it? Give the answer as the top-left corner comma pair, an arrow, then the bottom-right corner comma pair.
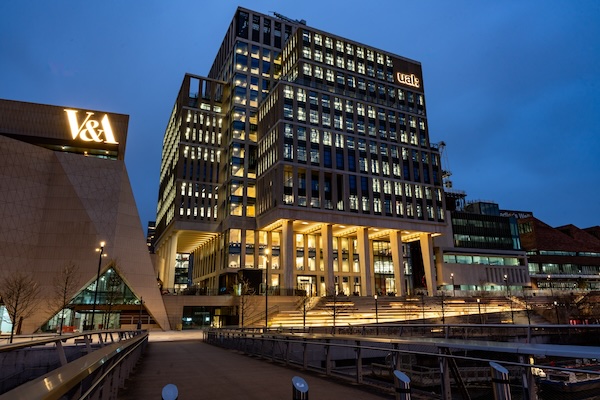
118,331 -> 393,400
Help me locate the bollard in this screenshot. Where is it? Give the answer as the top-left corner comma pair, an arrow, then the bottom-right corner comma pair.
490,361 -> 511,400
292,376 -> 309,400
162,383 -> 179,400
393,370 -> 411,400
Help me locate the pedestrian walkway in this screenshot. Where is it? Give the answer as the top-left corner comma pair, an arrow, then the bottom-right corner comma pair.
118,330 -> 392,399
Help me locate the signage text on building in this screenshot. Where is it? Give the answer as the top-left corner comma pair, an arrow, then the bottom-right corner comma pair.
396,73 -> 420,88
64,109 -> 119,144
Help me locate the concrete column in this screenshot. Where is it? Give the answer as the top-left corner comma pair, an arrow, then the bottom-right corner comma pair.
357,227 -> 374,296
390,230 -> 405,296
266,231 -> 272,287
158,233 -> 178,290
282,220 -> 295,290
420,233 -> 436,296
321,224 -> 334,293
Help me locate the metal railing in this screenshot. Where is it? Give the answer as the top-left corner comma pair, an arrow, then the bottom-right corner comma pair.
0,329 -> 148,399
204,327 -> 600,400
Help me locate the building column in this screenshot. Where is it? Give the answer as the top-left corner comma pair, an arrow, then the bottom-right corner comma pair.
357,227 -> 374,296
157,233 -> 178,291
266,231 -> 272,287
321,224 -> 334,294
281,220 -> 295,290
390,230 -> 405,296
420,233 -> 436,296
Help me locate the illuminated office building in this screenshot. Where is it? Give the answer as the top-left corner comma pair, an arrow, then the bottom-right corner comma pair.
0,99 -> 169,333
154,7 -> 450,298
435,198 -> 529,294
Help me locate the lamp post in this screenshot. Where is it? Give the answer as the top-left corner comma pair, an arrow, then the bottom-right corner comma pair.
137,297 -> 143,330
547,275 -> 554,297
504,274 -> 514,323
90,241 -> 106,331
554,300 -> 560,324
477,298 -> 482,325
264,249 -> 269,331
441,290 -> 445,325
450,273 -> 455,297
374,294 -> 379,335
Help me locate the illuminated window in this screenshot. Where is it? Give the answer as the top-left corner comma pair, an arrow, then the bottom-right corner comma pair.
303,63 -> 312,76
310,110 -> 319,125
326,69 -> 334,81
362,197 -> 370,212
296,88 -> 306,102
314,66 -> 323,79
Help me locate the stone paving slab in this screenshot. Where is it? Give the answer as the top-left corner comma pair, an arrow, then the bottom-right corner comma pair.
118,331 -> 393,400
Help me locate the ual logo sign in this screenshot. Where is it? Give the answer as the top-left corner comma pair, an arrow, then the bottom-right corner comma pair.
396,73 -> 420,89
64,109 -> 119,144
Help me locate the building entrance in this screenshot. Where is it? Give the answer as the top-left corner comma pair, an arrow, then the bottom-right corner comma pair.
374,274 -> 396,296
297,276 -> 316,296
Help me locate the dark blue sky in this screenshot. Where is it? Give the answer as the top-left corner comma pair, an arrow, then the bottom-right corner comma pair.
1,1 -> 599,230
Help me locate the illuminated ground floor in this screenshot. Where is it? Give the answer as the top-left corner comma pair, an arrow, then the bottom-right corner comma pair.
155,218 -> 448,298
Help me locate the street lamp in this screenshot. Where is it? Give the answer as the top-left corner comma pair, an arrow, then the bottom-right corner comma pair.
504,274 -> 514,323
90,241 -> 106,330
441,290 -> 445,325
450,273 -> 455,297
137,297 -> 143,330
264,249 -> 269,331
374,294 -> 379,335
554,300 -> 560,324
547,275 -> 554,297
477,298 -> 482,325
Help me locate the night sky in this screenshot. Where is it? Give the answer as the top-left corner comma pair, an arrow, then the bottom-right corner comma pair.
1,1 -> 598,231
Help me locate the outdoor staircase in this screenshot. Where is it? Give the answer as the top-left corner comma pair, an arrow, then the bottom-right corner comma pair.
267,295 -> 529,328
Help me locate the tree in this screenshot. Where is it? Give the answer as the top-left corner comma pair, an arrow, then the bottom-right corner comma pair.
102,270 -> 124,330
0,271 -> 41,343
323,285 -> 344,334
295,290 -> 311,330
49,263 -> 81,335
237,278 -> 258,328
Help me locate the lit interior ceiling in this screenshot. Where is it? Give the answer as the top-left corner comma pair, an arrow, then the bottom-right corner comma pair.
173,220 -> 438,254
176,230 -> 218,253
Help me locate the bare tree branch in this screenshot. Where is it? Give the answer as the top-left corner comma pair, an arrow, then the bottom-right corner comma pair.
49,263 -> 81,334
0,271 -> 41,343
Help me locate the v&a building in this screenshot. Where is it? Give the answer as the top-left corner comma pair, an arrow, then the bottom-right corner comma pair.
0,99 -> 169,334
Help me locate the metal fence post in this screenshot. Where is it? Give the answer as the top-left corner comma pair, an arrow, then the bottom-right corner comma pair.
355,340 -> 363,384
393,370 -> 411,400
490,361 -> 511,400
292,376 -> 309,400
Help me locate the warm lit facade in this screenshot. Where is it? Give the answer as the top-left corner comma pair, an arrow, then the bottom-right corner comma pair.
514,214 -> 600,291
0,99 -> 169,333
154,8 -> 451,299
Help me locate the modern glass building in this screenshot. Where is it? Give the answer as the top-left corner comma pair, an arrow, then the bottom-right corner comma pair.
154,7 -> 451,299
435,198 -> 529,295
